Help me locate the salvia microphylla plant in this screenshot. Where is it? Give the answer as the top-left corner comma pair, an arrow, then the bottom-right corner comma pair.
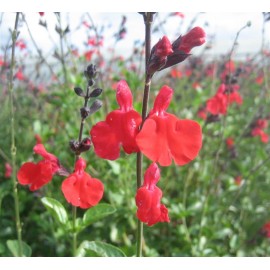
16,20 -> 206,255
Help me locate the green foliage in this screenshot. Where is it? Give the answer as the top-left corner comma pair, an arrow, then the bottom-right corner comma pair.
6,240 -> 32,257
76,241 -> 126,257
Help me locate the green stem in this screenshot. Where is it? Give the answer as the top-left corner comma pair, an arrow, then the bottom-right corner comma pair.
72,205 -> 77,256
136,12 -> 154,258
8,12 -> 23,257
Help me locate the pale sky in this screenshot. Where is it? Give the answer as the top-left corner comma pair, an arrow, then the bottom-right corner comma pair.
1,12 -> 270,61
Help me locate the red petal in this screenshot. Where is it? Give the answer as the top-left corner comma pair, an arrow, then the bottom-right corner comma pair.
61,172 -> 104,209
136,114 -> 202,166
152,85 -> 173,115
17,161 -> 54,191
91,110 -> 141,159
116,80 -> 133,112
90,116 -> 121,160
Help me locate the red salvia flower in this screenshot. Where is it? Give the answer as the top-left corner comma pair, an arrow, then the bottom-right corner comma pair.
17,144 -> 60,191
178,26 -> 206,54
90,80 -> 142,160
135,163 -> 170,226
226,137 -> 234,149
84,50 -> 95,61
154,36 -> 173,58
5,163 -> 12,178
15,68 -> 25,81
234,176 -> 242,186
170,69 -> 182,78
262,222 -> 270,238
160,27 -> 206,71
136,85 -> 202,166
197,106 -> 207,120
256,119 -> 268,129
206,84 -> 228,115
61,158 -> 104,209
251,118 -> 269,143
228,91 -> 243,105
15,39 -> 26,50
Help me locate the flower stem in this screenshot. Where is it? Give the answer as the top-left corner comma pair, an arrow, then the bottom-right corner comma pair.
72,205 -> 77,256
8,12 -> 23,257
136,12 -> 154,258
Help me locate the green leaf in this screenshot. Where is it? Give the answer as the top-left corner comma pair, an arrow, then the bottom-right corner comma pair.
41,197 -> 68,225
82,203 -> 116,228
107,160 -> 120,175
76,241 -> 126,257
6,240 -> 32,257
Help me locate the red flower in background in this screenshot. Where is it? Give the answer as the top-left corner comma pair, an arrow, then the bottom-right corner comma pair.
39,12 -> 45,16
61,158 -> 104,209
15,68 -> 25,81
90,80 -> 142,160
206,84 -> 228,115
84,50 -> 95,61
5,163 -> 12,178
234,176 -> 242,186
17,144 -> 60,191
262,222 -> 270,238
136,85 -> 202,166
197,107 -> 207,120
135,163 -> 170,226
170,69 -> 182,78
251,119 -> 269,143
15,39 -> 26,50
226,137 -> 234,149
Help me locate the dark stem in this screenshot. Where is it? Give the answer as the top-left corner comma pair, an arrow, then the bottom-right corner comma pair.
136,12 -> 154,258
73,83 -> 92,256
21,13 -> 58,82
57,13 -> 68,85
8,12 -> 23,257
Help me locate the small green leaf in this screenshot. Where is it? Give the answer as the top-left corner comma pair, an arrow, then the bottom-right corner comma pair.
76,241 -> 126,257
6,240 -> 32,257
107,160 -> 120,175
41,197 -> 68,225
82,203 -> 116,228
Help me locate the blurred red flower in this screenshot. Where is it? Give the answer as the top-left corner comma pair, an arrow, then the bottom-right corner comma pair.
15,39 -> 26,50
251,118 -> 269,143
61,158 -> 104,209
197,107 -> 207,120
84,50 -> 95,61
206,84 -> 228,115
170,69 -> 182,78
136,85 -> 202,166
5,163 -> 12,178
38,12 -> 45,16
90,80 -> 142,160
17,144 -> 60,191
135,163 -> 170,226
234,176 -> 242,186
262,222 -> 270,238
15,68 -> 25,81
226,137 -> 234,149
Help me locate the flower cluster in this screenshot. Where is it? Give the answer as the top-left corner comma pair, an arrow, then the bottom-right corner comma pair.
89,80 -> 202,225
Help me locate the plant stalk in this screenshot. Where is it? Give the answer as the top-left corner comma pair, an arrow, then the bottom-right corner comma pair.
8,12 -> 23,257
136,12 -> 154,258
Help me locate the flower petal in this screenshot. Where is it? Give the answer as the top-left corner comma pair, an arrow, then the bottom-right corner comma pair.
136,114 -> 202,166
